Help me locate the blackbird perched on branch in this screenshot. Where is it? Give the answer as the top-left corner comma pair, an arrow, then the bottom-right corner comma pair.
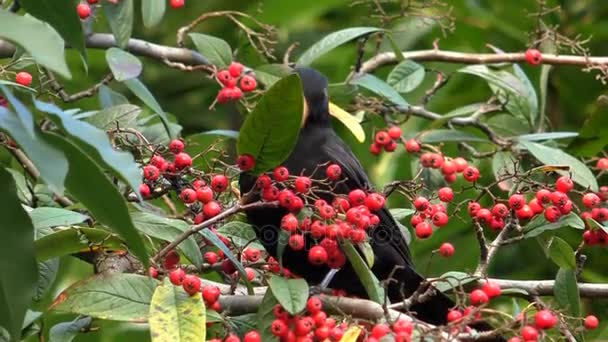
239,67 -> 488,330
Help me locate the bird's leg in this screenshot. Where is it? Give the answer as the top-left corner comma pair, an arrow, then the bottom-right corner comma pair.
310,269 -> 339,295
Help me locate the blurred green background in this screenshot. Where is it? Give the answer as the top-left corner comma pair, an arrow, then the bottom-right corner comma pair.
14,0 -> 608,340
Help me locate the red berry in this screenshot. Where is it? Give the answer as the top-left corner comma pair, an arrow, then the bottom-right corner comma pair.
216,70 -> 236,87
182,274 -> 201,296
550,191 -> 569,207
365,193 -> 385,211
438,187 -> 454,202
281,213 -> 299,232
383,140 -> 397,152
256,174 -> 272,189
521,325 -> 539,341
196,186 -> 214,203
525,49 -> 542,65
388,126 -> 402,139
463,166 -> 480,182
202,285 -> 221,303
481,281 -> 501,298
270,319 -> 288,337
243,331 -> 261,342
469,289 -> 489,306
529,198 -> 544,214
415,221 -> 433,239
240,75 -> 257,92
169,0 -> 185,8
306,296 -> 323,314
203,201 -> 221,218
243,248 -> 261,262
163,250 -> 180,270
348,189 -> 367,206
405,139 -> 420,153
491,203 -> 509,218
582,193 -> 601,208
308,246 -> 328,265
536,189 -> 552,204
288,234 -> 305,250
432,212 -> 449,227
516,205 -> 534,220
555,176 -> 574,193
441,160 -> 457,175
15,72 -> 32,87
173,152 -> 192,169
76,3 -> 91,19
273,166 -> 289,181
439,242 -> 455,257
583,230 -> 599,246
179,188 -> 197,204
414,196 -> 430,211
544,206 -> 561,223
489,217 -> 505,231
584,315 -> 599,330
370,142 -> 382,155
204,251 -> 218,264
224,334 -> 240,342
237,154 -> 256,171
597,158 -> 608,170
168,139 -> 185,154
228,62 -> 244,78
468,201 -> 481,216
453,157 -> 468,172
374,131 -> 390,145
294,176 -> 312,193
221,259 -> 236,275
476,208 -> 493,225
169,268 -> 186,286
87,0 -> 98,4
148,266 -> 158,278
139,183 -> 151,197
392,318 -> 413,334
447,309 -> 463,322
430,153 -> 445,168
210,174 -> 228,192
509,194 -> 526,210
326,164 -> 342,181
534,309 -> 557,330
371,323 -> 391,338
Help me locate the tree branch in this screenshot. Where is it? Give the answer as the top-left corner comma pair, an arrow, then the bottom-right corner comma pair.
454,278 -> 608,298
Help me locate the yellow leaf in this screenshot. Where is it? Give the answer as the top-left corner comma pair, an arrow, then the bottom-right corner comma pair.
339,326 -> 362,342
328,102 -> 365,143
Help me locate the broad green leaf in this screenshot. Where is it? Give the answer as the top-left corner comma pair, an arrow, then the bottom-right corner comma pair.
554,268 -> 580,317
0,11 -> 71,78
523,213 -> 584,238
256,290 -> 279,342
102,0 -> 134,49
142,0 -> 166,28
328,102 -> 365,142
342,241 -> 384,304
0,80 -> 37,93
236,74 -> 303,174
194,130 -> 239,139
267,275 -> 309,315
0,167 -> 38,342
428,103 -> 484,129
538,63 -> 552,130
297,27 -> 382,66
35,100 -> 143,202
49,317 -> 92,342
149,278 -> 205,342
434,271 -> 477,293
254,64 -> 291,87
389,208 -> 415,221
98,85 -> 130,108
568,110 -> 608,157
123,78 -> 172,138
50,273 -> 158,322
189,33 -> 232,68
419,129 -> 488,143
19,0 -> 86,63
46,135 -> 149,266
33,259 -> 59,302
6,168 -> 32,204
357,242 -> 374,267
131,212 -> 203,268
29,207 -> 88,230
199,229 -> 254,295
228,313 -> 257,336
140,122 -> 183,145
492,151 -> 518,191
216,221 -> 265,250
512,63 -> 538,126
0,90 -> 68,194
517,140 -> 598,191
106,48 -> 142,81
352,73 -> 408,107
34,227 -> 124,261
548,237 -> 576,269
85,104 -> 141,130
387,60 -> 425,93
516,132 -> 578,141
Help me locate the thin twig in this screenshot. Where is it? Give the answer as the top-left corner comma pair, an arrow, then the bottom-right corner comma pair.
47,71 -> 114,103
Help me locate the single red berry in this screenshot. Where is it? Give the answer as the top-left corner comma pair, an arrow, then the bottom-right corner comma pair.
405,139 -> 420,153
415,221 -> 433,239
288,234 -> 305,250
392,318 -> 413,334
597,158 -> 608,170
463,166 -> 480,182
243,331 -> 261,342
169,0 -> 185,8
224,86 -> 243,100
228,62 -> 244,77
173,152 -> 192,169
536,189 -> 552,204
169,268 -> 186,286
348,189 -> 367,206
255,174 -> 272,189
489,217 -> 505,231
15,72 -> 32,87
210,174 -> 228,192
544,206 -> 561,223
224,334 -> 240,342
370,142 -> 382,155
509,194 -> 526,210
516,205 -> 534,220
430,153 -> 445,169
308,246 -> 328,265
182,274 -> 201,296
438,187 -> 454,202
375,131 -> 391,145
383,140 -> 397,152
306,296 -> 323,314
76,3 -> 91,19
221,259 -> 236,275
202,285 -> 221,303
432,212 -> 449,227
240,75 -> 257,92
525,49 -> 542,65
476,208 -> 493,225
139,183 -> 151,197
192,179 -> 205,189
326,164 -> 342,181
534,309 -> 557,330
273,166 -> 289,181
203,201 -> 221,218
168,139 -> 185,154
441,160 -> 457,175
388,126 -> 402,139
582,193 -> 601,208
453,157 -> 468,172
179,188 -> 197,204
439,242 -> 455,257
163,250 -> 180,269
196,186 -> 214,203
216,70 -> 236,87
529,198 -> 544,214
87,0 -> 98,4
371,323 -> 391,338
414,196 -> 430,211
330,327 -> 344,341
243,248 -> 261,262
270,319 -> 289,337
470,289 -> 489,306
148,266 -> 158,278
550,191 -> 569,207
365,193 -> 385,211
204,251 -> 218,264
294,176 -> 312,193
446,172 -> 457,183
468,201 -> 481,216
236,154 -> 255,171
491,203 -> 509,218
447,309 -> 463,322
481,281 -> 501,298
555,176 -> 574,193
584,315 -> 599,330
521,325 -> 539,341
583,230 -> 599,246
281,213 -> 299,232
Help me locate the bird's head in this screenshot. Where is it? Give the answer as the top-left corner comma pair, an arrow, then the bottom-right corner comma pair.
294,67 -> 330,127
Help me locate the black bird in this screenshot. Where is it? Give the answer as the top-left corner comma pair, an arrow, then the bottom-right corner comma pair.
239,67 -> 455,326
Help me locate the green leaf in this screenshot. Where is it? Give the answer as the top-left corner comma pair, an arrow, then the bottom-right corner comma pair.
389,208 -> 415,221
189,33 -> 232,68
523,213 -> 585,238
6,168 -> 32,204
256,290 -> 279,342
19,0 -> 86,63
0,167 -> 38,342
106,48 -> 142,81
49,317 -> 92,342
554,268 -> 580,317
568,110 -> 608,157
236,74 -> 304,174
98,85 -> 129,108
516,132 -> 578,141
341,241 -> 384,304
517,140 -> 598,191
30,207 -> 88,230
34,227 -> 124,261
584,218 -> 608,235
492,151 -> 518,192
141,122 -> 182,145
102,0 -> 134,49
123,78 -> 172,138
512,63 -> 538,126
142,0 -> 166,28
419,129 -> 489,143
85,104 -> 141,130
33,259 -> 59,302
254,64 -> 291,87
50,274 -> 158,322
267,275 -> 309,315
46,135 -> 149,266
0,11 -> 71,78
352,73 -> 408,107
548,237 -> 576,269
199,229 -> 254,295
296,27 -> 382,66
131,212 -> 203,268
149,278 -> 206,342
216,221 -> 265,250
35,100 -> 143,202
395,221 -> 411,245
434,271 -> 477,293
0,90 -> 69,194
357,242 -> 374,267
194,129 -> 239,139
387,60 -> 425,93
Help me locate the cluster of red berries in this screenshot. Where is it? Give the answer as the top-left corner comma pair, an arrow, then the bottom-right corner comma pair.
208,330 -> 262,342
369,126 -> 404,155
525,49 -> 543,66
409,187 -> 453,239
423,153 -> 478,184
139,139 -> 192,195
215,62 -> 257,104
507,310 -> 598,341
